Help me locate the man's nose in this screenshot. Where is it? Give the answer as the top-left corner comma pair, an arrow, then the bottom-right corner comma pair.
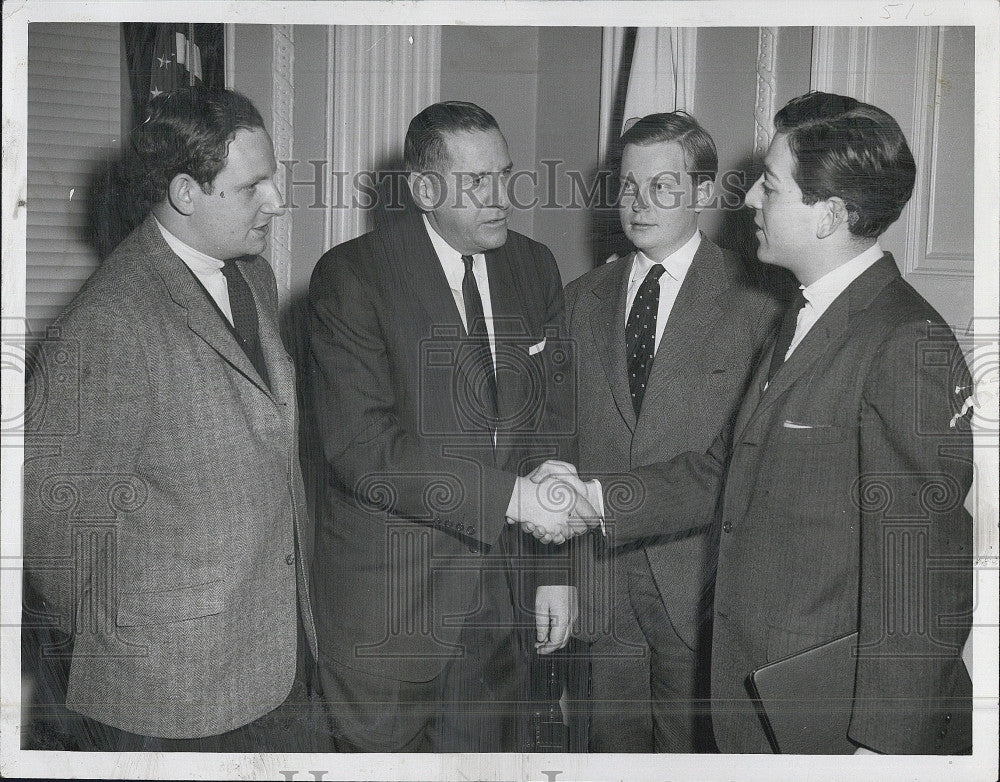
744,176 -> 763,210
260,181 -> 287,217
630,189 -> 648,212
494,178 -> 511,211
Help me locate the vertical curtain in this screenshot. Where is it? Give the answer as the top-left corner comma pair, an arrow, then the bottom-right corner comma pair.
621,27 -> 698,131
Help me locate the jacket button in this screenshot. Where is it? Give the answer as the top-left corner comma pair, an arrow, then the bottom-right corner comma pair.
722,521 -> 733,533
944,713 -> 951,722
285,553 -> 295,565
469,545 -> 479,554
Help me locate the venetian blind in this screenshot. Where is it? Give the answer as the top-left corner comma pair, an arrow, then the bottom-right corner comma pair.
27,23 -> 122,335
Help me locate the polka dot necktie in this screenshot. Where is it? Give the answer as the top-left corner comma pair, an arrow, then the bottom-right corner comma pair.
626,263 -> 665,417
461,254 -> 498,431
221,259 -> 270,388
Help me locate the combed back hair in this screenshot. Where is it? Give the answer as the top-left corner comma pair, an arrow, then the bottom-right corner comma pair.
404,101 -> 501,173
129,86 -> 265,209
620,111 -> 719,184
773,91 -> 916,238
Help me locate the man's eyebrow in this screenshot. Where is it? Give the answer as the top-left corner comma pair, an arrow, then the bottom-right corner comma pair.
473,164 -> 512,176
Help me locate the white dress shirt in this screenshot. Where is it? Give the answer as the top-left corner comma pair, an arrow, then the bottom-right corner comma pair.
155,217 -> 234,326
624,230 -> 701,354
422,214 -> 497,367
785,243 -> 884,360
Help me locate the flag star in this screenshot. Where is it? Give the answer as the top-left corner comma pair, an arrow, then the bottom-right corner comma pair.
157,56 -> 172,67
150,87 -> 163,97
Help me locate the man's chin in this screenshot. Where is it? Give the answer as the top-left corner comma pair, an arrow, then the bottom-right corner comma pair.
478,224 -> 508,250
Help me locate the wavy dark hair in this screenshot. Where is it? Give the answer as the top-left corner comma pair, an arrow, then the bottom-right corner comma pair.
773,91 -> 916,239
404,101 -> 500,173
129,86 -> 265,210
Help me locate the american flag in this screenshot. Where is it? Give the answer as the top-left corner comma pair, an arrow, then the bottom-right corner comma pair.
149,23 -> 203,98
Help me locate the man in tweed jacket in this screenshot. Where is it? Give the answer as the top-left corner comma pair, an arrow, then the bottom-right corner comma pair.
22,87 -> 323,751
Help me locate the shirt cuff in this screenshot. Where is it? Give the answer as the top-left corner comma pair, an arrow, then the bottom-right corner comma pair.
588,479 -> 606,535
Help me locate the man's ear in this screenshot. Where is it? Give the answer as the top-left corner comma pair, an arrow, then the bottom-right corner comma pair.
816,196 -> 848,239
407,170 -> 443,212
691,178 -> 715,212
167,173 -> 199,217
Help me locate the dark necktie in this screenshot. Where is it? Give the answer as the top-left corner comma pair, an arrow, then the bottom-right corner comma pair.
767,288 -> 807,381
626,263 -> 666,417
221,259 -> 270,387
461,254 -> 498,431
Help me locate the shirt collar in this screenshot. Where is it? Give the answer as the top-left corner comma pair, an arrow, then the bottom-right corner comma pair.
633,230 -> 702,282
421,214 -> 483,290
154,216 -> 225,273
802,243 -> 884,306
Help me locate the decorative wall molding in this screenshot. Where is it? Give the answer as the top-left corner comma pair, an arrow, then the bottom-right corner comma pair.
326,25 -> 441,249
271,24 -> 295,304
754,27 -> 778,158
809,24 -> 974,326
904,26 -> 974,279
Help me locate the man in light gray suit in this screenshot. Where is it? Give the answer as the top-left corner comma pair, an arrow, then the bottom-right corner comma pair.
22,87 -> 324,751
564,113 -> 781,751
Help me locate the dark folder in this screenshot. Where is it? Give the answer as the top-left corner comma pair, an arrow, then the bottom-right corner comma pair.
745,631 -> 859,754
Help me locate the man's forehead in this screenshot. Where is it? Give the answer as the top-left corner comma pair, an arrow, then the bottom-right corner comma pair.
439,128 -> 510,168
763,133 -> 792,176
222,127 -> 276,173
621,140 -> 689,176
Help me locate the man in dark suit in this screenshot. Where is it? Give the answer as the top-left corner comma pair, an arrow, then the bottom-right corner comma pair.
564,112 -> 781,752
22,87 -> 323,751
518,92 -> 974,754
308,101 -> 590,752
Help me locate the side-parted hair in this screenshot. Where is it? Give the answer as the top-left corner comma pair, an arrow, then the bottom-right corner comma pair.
130,86 -> 265,209
620,111 -> 719,184
773,91 -> 916,239
404,101 -> 501,173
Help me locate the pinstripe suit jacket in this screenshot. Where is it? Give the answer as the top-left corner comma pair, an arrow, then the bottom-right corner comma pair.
611,255 -> 973,753
307,201 -> 573,683
23,216 -> 317,739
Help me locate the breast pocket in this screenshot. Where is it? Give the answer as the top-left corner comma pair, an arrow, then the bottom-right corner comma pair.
752,422 -> 858,524
774,423 -> 851,444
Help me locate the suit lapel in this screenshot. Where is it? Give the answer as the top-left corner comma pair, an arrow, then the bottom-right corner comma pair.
485,243 -> 526,466
241,262 -> 294,409
376,205 -> 495,456
376,205 -> 465,332
138,217 -> 273,399
737,254 -> 901,437
639,239 -> 728,422
589,255 -> 637,432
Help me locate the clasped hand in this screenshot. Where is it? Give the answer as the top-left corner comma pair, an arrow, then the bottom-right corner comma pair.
505,460 -> 600,544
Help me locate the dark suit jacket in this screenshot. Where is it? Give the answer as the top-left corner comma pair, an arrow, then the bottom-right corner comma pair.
564,236 -> 781,646
22,216 -> 317,739
308,203 -> 572,682
608,255 -> 973,753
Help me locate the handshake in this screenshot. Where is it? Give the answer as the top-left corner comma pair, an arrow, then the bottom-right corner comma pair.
505,460 -> 602,545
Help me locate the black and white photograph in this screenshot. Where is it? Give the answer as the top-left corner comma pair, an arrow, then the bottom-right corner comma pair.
2,1 -> 998,780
